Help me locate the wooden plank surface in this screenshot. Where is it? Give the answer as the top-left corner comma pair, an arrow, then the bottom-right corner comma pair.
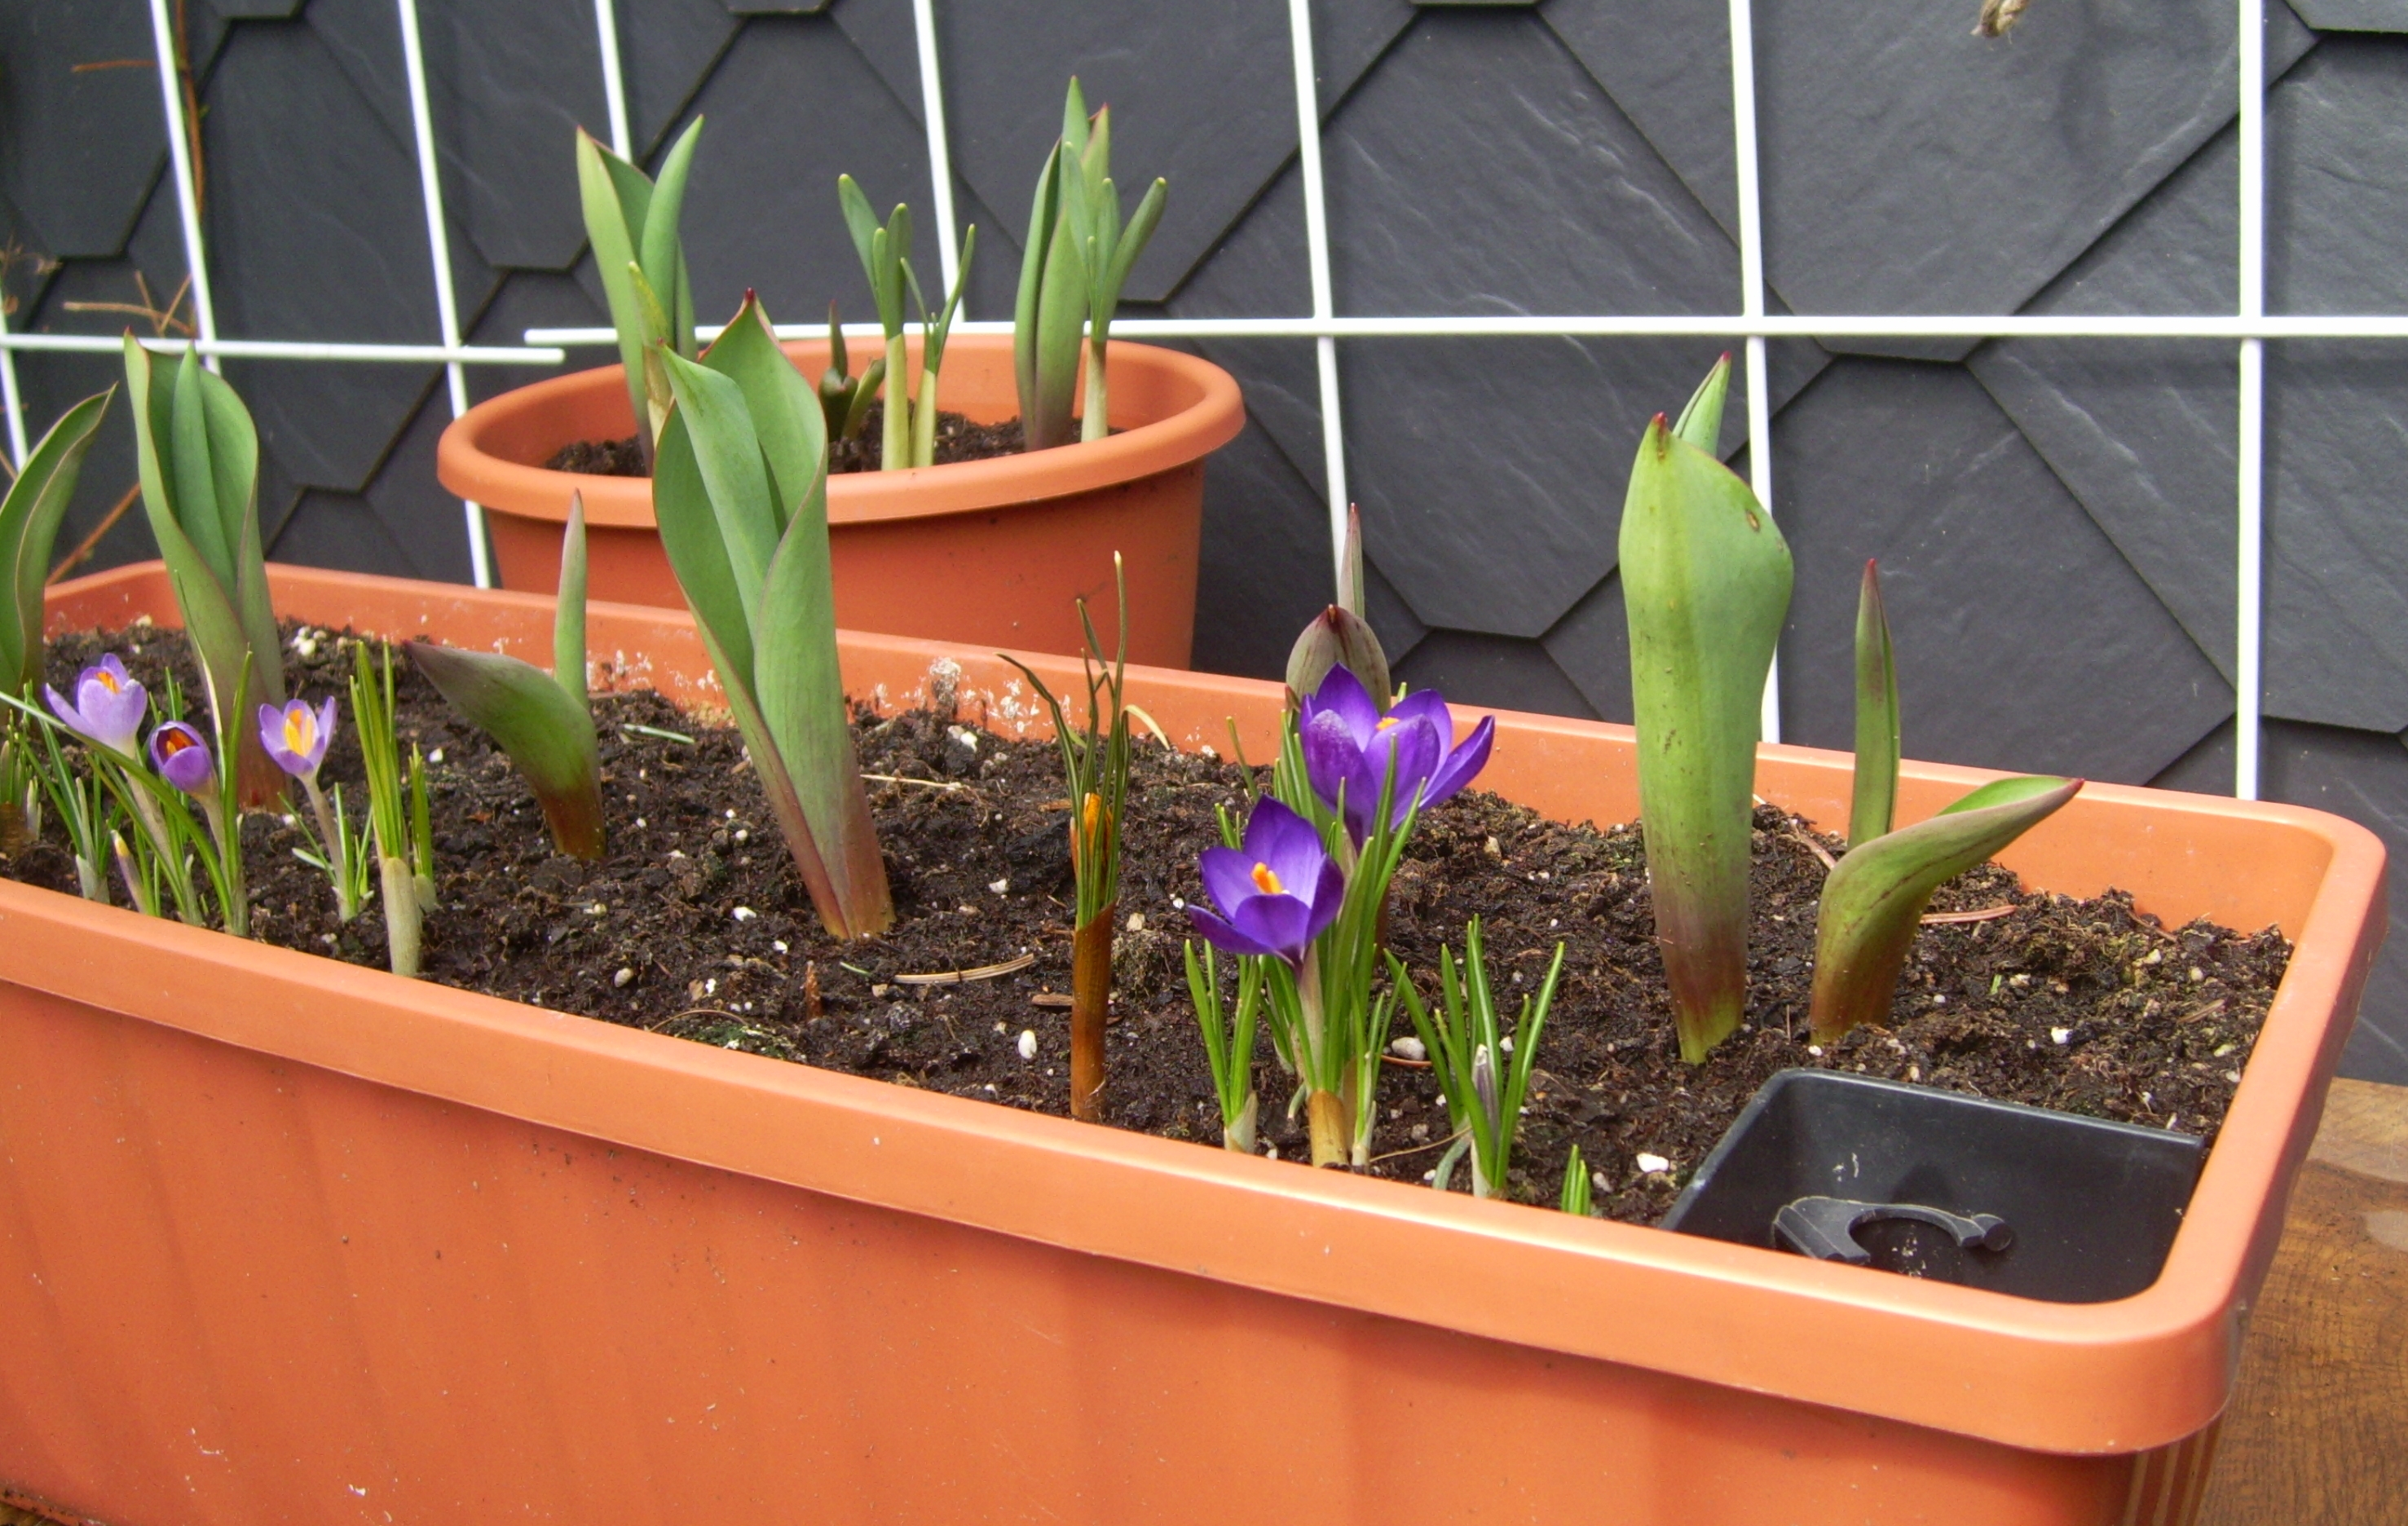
2199,1076 -> 2408,1524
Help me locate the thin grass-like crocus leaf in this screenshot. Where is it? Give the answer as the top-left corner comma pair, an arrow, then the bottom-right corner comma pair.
1671,352 -> 1731,454
122,338 -> 286,805
0,390 -> 112,691
1013,142 -> 1065,438
1621,403 -> 1792,1062
1849,558 -> 1900,849
1810,776 -> 2082,1043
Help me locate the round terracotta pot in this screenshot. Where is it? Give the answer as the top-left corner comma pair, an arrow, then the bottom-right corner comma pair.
435,334 -> 1244,668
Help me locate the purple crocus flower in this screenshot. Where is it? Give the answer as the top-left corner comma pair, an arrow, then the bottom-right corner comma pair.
1188,798 -> 1345,967
148,721 -> 217,798
258,696 -> 337,779
1298,666 -> 1494,841
44,655 -> 148,756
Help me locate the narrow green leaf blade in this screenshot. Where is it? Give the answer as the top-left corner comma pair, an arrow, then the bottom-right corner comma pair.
1670,352 -> 1731,456
659,348 -> 778,628
1848,558 -> 1899,849
404,641 -> 603,859
1096,176 -> 1167,323
637,116 -> 703,340
695,609 -> 850,936
576,129 -> 655,447
555,492 -> 589,715
1620,403 -> 1793,1062
755,483 -> 892,936
647,400 -> 756,696
1810,777 -> 2082,1042
836,174 -> 881,288
169,352 -> 234,588
699,293 -> 825,536
1014,145 -> 1063,430
1,389 -> 112,690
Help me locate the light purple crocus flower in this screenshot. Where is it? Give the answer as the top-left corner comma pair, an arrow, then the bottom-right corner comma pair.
44,655 -> 148,756
148,721 -> 217,798
1298,666 -> 1494,842
1188,797 -> 1345,968
258,696 -> 337,779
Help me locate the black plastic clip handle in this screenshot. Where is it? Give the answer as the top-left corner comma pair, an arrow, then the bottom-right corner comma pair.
1772,1195 -> 2014,1265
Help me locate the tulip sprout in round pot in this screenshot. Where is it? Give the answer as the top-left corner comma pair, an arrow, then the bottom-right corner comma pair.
0,348 -> 2384,1526
440,79 -> 1241,667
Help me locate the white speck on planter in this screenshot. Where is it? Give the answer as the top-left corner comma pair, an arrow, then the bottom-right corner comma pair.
1126,911 -> 1145,933
733,906 -> 756,921
2050,1026 -> 2072,1045
2225,1070 -> 2243,1084
989,878 -> 1010,894
1199,745 -> 1218,760
725,809 -> 736,820
634,818 -> 646,829
427,748 -> 443,764
1500,1034 -> 1514,1053
1017,1029 -> 1039,1061
1806,1044 -> 1824,1057
613,968 -> 634,989
1931,994 -> 1946,1005
1390,1035 -> 1427,1061
733,828 -> 748,844
2190,967 -> 2206,983
772,939 -> 788,954
1421,1169 -> 1436,1183
1636,1153 -> 1671,1175
586,902 -> 607,916
994,1021 -> 1007,1034
1171,896 -> 1185,909
704,977 -> 717,996
947,725 -> 980,752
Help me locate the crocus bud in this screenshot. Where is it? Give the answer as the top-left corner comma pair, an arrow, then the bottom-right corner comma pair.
148,720 -> 217,799
1285,604 -> 1390,710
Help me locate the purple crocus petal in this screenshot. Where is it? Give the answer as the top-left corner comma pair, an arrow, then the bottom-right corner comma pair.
1303,858 -> 1347,942
1187,904 -> 1281,961
1299,709 -> 1365,818
1300,664 -> 1381,744
51,655 -> 148,755
1229,893 -> 1314,964
1365,716 -> 1444,826
1420,714 -> 1496,809
1239,796 -> 1322,871
258,697 -> 335,778
1246,800 -> 1332,897
1197,845 -> 1262,920
1380,688 -> 1453,739
148,721 -> 216,797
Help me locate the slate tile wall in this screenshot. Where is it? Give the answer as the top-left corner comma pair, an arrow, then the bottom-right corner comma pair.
4,0 -> 2407,1080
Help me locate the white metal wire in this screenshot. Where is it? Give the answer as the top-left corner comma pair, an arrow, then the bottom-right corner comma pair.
0,333 -> 561,364
146,0 -> 220,373
531,313 -> 2408,346
0,298 -> 27,471
2236,0 -> 2266,801
397,0 -> 492,588
911,0 -> 964,302
593,0 -> 633,157
1729,0 -> 1780,743
1286,0 -> 1352,599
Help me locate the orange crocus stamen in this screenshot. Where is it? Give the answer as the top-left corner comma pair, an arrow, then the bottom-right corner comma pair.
1250,862 -> 1284,895
283,704 -> 317,756
157,729 -> 198,758
1375,717 -> 1397,730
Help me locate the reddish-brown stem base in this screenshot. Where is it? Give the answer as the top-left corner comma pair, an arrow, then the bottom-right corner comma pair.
1069,906 -> 1114,1122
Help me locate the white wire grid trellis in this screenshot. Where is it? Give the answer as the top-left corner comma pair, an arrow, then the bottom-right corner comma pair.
0,0 -> 2381,801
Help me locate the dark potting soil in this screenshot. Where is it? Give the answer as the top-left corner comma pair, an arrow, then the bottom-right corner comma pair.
544,406 -> 1027,480
15,624 -> 2290,1228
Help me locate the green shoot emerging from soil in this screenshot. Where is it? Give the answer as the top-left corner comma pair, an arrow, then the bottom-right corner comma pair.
1003,554 -> 1133,1122
1392,920 -> 1564,1200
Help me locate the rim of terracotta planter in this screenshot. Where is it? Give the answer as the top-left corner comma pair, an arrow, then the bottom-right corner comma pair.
436,334 -> 1245,530
26,560 -> 2388,1459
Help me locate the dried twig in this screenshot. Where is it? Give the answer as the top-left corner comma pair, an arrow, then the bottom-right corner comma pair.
893,951 -> 1038,986
1920,904 -> 2018,925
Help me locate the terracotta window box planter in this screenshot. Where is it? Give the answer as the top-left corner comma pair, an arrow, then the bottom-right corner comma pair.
0,562 -> 2382,1526
435,334 -> 1244,668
